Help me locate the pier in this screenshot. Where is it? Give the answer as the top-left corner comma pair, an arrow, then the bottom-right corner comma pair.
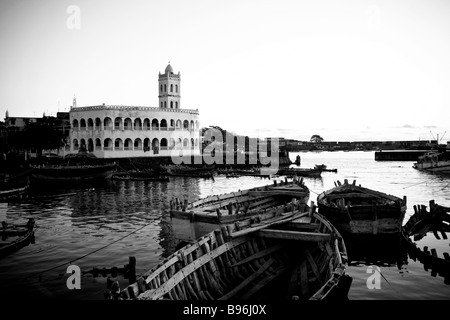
374,150 -> 430,161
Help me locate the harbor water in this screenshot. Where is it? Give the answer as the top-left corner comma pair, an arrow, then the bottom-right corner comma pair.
1,151 -> 449,300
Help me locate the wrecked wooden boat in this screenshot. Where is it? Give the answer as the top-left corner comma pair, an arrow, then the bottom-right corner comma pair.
170,177 -> 310,242
110,205 -> 351,300
317,179 -> 406,235
0,176 -> 29,202
401,201 -> 450,284
0,218 -> 36,258
31,163 -> 117,183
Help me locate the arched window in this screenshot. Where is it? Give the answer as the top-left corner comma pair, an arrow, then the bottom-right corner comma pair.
95,118 -> 102,129
104,117 -> 113,130
115,138 -> 123,150
87,118 -> 94,129
170,101 -> 173,108
80,119 -> 86,130
73,139 -> 79,150
175,84 -> 178,93
170,84 -> 173,92
124,118 -> 132,130
160,102 -> 163,108
191,138 -> 195,149
160,84 -> 163,92
143,118 -> 150,130
190,120 -> 195,131
164,84 -> 167,92
170,119 -> 175,128
134,118 -> 142,130
114,117 -> 122,130
164,101 -> 167,108
124,138 -> 133,150
151,119 -> 159,130
160,119 -> 167,130
152,138 -> 159,154
175,102 -> 178,108
176,120 -> 182,129
95,138 -> 102,150
169,138 -> 176,149
72,119 -> 79,130
134,138 -> 142,150
183,138 -> 189,148
160,138 -> 168,150
183,120 -> 189,130
87,138 -> 94,152
104,138 -> 113,150
80,139 -> 86,150
144,138 -> 151,152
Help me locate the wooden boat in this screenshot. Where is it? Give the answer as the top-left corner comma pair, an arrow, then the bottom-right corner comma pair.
111,171 -> 169,182
277,167 -> 322,178
110,205 -> 351,300
170,177 -> 310,242
163,165 -> 216,178
31,163 -> 117,182
0,176 -> 29,202
401,201 -> 450,284
317,179 -> 407,235
0,218 -> 36,258
413,151 -> 450,174
314,164 -> 338,173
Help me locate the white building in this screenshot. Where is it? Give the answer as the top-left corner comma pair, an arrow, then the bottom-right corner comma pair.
69,64 -> 201,158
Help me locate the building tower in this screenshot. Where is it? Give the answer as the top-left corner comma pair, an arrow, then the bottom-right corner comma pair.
158,63 -> 180,109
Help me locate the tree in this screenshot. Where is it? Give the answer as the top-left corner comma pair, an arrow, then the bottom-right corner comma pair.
310,134 -> 324,144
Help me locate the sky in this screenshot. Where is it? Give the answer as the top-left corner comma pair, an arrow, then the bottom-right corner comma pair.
1,0 -> 449,142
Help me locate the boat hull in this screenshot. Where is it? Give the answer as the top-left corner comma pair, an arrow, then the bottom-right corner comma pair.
31,164 -> 116,182
112,211 -> 351,301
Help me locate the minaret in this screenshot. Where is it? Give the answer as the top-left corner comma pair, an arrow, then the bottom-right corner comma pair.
72,95 -> 77,109
158,62 -> 180,109
5,110 -> 9,119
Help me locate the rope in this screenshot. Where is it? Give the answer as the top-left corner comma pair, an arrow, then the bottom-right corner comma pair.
403,181 -> 427,189
21,222 -> 153,280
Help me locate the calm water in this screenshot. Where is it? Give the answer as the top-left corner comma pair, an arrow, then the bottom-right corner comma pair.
1,151 -> 449,300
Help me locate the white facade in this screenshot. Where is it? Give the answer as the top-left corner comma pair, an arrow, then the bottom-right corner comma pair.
69,64 -> 201,158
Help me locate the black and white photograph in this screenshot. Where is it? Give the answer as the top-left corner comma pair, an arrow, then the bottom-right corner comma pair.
0,0 -> 449,310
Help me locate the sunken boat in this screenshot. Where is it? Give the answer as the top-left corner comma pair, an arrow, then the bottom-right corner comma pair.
170,177 -> 310,242
317,179 -> 407,235
109,205 -> 351,301
401,201 -> 450,284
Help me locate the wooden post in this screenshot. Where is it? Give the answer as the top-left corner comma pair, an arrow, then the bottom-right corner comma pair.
128,256 -> 136,284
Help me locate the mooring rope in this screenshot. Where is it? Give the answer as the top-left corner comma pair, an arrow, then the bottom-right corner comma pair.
21,222 -> 153,280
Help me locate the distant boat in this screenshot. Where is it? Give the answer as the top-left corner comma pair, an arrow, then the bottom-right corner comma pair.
108,209 -> 351,301
314,164 -> 338,173
0,218 -> 36,258
0,174 -> 30,202
111,171 -> 169,182
170,177 -> 310,242
317,179 -> 407,235
31,163 -> 117,182
413,151 -> 450,174
277,167 -> 322,178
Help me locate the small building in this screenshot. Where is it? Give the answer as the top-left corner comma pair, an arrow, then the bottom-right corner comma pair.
69,64 -> 201,158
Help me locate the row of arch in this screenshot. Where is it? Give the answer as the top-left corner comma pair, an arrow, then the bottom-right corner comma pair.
160,83 -> 178,93
72,117 -> 199,131
73,137 -> 199,152
160,100 -> 178,109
